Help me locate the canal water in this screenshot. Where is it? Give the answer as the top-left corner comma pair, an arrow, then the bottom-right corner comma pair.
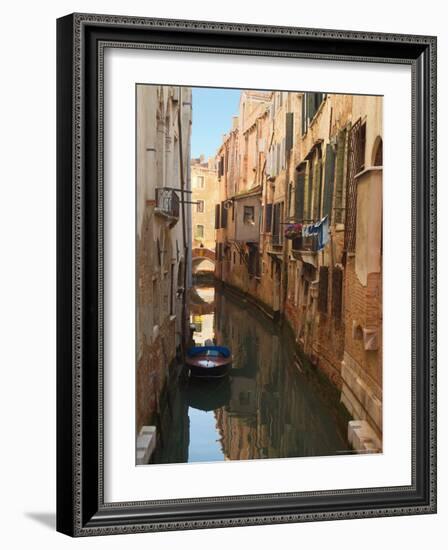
153,284 -> 351,464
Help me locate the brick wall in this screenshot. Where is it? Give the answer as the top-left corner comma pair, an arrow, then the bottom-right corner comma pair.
344,256 -> 382,391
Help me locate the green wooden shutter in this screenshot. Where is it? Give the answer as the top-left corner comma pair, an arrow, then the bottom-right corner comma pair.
323,143 -> 336,222
295,169 -> 305,222
285,112 -> 294,151
314,158 -> 323,221
334,128 -> 348,224
307,93 -> 316,122
306,161 -> 313,222
301,95 -> 307,134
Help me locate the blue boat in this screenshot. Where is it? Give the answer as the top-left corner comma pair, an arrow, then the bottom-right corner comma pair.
185,345 -> 232,378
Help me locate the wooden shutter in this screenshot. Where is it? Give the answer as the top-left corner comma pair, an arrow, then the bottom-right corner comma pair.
301,94 -> 307,135
313,157 -> 323,221
306,160 -> 313,221
295,169 -> 305,222
265,203 -> 273,232
334,128 -> 348,224
323,144 -> 336,222
215,204 -> 220,229
307,93 -> 316,123
221,202 -> 228,228
272,203 -> 281,244
285,112 -> 294,151
318,266 -> 329,313
332,266 -> 343,321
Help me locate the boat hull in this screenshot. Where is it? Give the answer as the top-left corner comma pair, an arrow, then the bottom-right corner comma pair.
187,361 -> 231,379
185,346 -> 232,378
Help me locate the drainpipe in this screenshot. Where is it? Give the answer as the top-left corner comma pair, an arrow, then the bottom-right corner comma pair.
177,87 -> 189,358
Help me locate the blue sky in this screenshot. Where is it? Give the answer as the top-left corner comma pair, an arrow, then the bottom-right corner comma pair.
191,87 -> 241,160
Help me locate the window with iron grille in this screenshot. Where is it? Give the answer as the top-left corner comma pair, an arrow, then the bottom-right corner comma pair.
318,266 -> 329,313
196,200 -> 204,213
344,120 -> 366,253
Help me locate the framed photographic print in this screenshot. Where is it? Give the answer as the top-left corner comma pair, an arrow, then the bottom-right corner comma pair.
56,13 -> 437,536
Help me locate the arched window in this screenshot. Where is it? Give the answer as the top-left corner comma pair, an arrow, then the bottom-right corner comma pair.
372,136 -> 383,166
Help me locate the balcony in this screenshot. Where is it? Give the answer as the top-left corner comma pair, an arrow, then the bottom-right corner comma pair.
291,234 -> 319,267
291,234 -> 319,252
155,188 -> 180,221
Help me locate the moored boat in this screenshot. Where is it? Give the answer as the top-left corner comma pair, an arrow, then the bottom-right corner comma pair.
185,345 -> 232,378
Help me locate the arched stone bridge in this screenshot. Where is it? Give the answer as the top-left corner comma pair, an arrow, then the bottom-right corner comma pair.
192,247 -> 215,262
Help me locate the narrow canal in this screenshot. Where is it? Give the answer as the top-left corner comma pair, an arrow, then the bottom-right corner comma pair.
153,283 -> 351,464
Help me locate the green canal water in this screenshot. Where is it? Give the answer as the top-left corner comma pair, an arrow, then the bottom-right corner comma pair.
152,284 -> 351,464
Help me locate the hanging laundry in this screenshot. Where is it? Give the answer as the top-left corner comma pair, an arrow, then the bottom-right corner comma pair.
315,216 -> 329,250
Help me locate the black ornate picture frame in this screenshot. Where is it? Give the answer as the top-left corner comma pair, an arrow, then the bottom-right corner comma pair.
56,13 -> 437,536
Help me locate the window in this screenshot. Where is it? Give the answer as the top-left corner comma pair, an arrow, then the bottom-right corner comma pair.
294,167 -> 306,222
313,150 -> 323,221
218,156 -> 224,178
285,112 -> 294,152
301,92 -> 325,135
195,175 -> 204,189
345,120 -> 366,252
243,206 -> 255,225
265,203 -> 273,232
195,224 -> 204,240
248,246 -> 261,278
196,200 -> 204,213
323,144 -> 336,222
221,202 -> 228,228
272,202 -> 284,246
215,204 -> 220,229
334,128 -> 348,224
193,315 -> 202,333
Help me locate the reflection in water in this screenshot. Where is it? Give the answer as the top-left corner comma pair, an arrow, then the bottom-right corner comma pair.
153,284 -> 351,464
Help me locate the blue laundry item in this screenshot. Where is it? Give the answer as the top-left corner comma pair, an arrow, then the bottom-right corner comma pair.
315,216 -> 329,250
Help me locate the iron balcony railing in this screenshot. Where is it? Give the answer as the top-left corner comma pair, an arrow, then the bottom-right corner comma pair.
291,234 -> 319,252
155,187 -> 180,219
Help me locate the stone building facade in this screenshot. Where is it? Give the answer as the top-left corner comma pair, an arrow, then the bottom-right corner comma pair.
214,89 -> 383,450
191,156 -> 219,274
136,85 -> 192,440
